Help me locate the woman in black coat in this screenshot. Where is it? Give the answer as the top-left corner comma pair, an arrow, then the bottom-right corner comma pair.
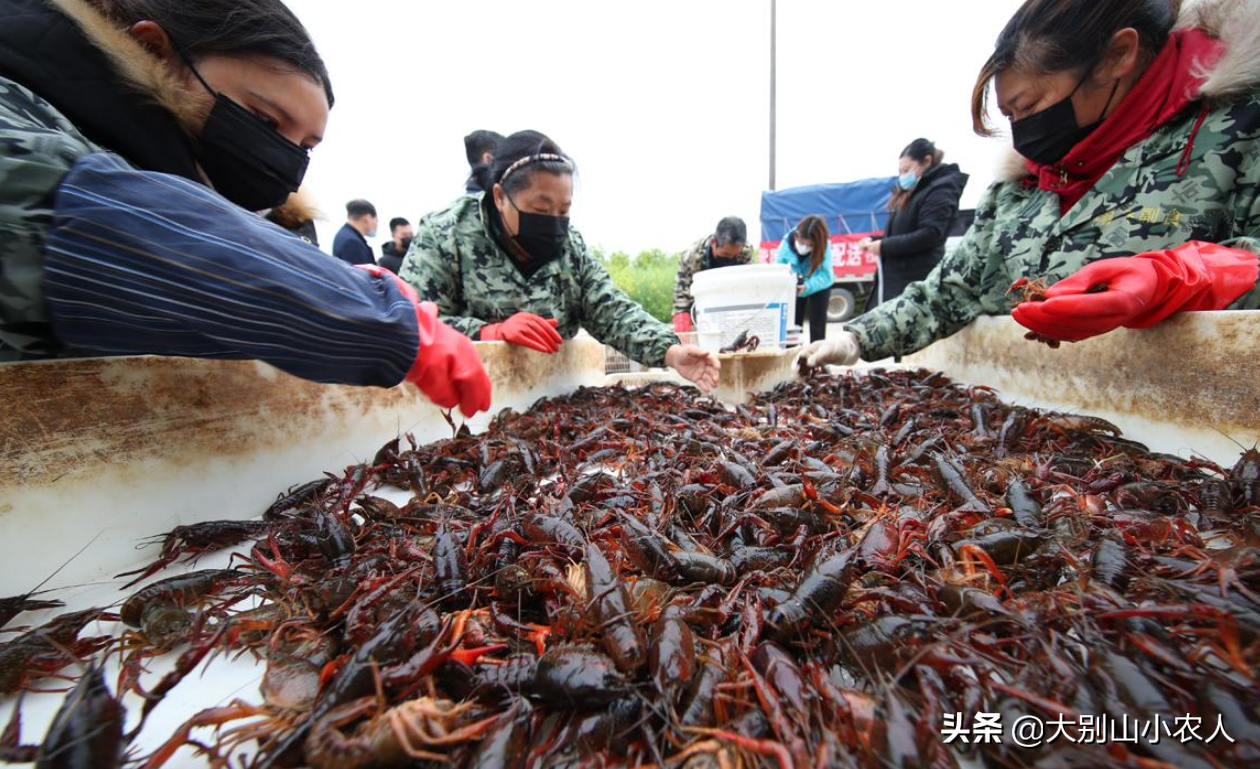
861,139 -> 968,309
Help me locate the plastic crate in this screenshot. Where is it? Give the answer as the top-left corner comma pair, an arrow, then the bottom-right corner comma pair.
604,346 -> 635,374
603,332 -> 696,374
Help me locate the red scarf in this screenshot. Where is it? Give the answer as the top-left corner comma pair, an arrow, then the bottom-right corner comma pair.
1027,28 -> 1226,214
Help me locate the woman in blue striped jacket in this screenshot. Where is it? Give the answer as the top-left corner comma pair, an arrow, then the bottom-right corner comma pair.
0,0 -> 489,414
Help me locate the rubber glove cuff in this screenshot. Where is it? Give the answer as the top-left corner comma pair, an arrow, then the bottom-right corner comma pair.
798,330 -> 862,370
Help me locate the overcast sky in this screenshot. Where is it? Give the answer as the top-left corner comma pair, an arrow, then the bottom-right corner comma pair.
285,0 -> 1026,256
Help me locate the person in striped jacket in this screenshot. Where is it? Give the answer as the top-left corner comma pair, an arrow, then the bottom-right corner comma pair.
0,0 -> 489,415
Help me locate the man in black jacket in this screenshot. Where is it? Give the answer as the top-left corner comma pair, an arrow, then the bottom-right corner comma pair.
463,129 -> 503,194
378,217 -> 412,273
332,199 -> 377,266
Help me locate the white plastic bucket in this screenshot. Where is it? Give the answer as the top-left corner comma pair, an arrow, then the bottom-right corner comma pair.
691,264 -> 796,352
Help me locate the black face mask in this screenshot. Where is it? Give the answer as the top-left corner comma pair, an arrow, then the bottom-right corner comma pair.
398,236 -> 413,253
507,197 -> 569,262
706,241 -> 744,270
183,56 -> 310,211
1011,71 -> 1119,166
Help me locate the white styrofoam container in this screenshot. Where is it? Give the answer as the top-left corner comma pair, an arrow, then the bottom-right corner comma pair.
3,312 -> 1259,766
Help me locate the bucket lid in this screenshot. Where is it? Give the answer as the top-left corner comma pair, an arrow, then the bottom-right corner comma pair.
691,263 -> 793,291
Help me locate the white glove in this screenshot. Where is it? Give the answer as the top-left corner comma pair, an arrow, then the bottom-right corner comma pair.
797,330 -> 862,370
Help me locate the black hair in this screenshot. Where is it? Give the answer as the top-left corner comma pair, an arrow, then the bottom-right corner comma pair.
890,140 -> 946,212
714,217 -> 748,248
346,199 -> 376,219
388,217 -> 410,232
464,130 -> 506,168
91,0 -> 334,107
901,138 -> 940,164
793,215 -> 830,276
972,0 -> 1179,135
472,130 -> 575,198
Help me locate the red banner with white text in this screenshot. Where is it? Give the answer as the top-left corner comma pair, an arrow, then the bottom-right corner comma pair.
759,232 -> 880,281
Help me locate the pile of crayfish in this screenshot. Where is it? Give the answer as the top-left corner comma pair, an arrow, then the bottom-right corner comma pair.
2,370 -> 1259,769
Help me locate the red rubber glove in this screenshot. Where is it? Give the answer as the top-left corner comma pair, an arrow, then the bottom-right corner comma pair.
1012,242 -> 1258,342
672,312 -> 693,333
479,312 -> 563,353
355,265 -> 491,415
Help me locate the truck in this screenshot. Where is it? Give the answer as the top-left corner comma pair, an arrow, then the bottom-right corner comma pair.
759,178 -> 975,322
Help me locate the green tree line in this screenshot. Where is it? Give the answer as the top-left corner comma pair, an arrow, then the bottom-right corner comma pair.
592,247 -> 680,324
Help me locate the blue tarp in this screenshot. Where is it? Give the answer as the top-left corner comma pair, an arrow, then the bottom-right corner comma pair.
759,177 -> 896,244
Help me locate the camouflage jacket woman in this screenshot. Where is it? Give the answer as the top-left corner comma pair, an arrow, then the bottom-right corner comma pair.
402,195 -> 679,367
848,0 -> 1260,360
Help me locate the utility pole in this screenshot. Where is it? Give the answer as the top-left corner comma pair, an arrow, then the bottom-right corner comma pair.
769,0 -> 777,190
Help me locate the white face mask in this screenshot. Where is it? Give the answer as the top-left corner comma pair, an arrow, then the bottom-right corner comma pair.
795,236 -> 812,256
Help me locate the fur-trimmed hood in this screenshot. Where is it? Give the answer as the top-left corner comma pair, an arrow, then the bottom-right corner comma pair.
0,0 -> 205,179
45,0 -> 205,135
1178,0 -> 1260,101
995,0 -> 1260,182
266,188 -> 323,229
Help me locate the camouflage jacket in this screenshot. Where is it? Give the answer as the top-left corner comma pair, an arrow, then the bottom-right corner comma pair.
673,237 -> 757,315
849,21 -> 1260,360
0,74 -> 97,355
401,196 -> 679,367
